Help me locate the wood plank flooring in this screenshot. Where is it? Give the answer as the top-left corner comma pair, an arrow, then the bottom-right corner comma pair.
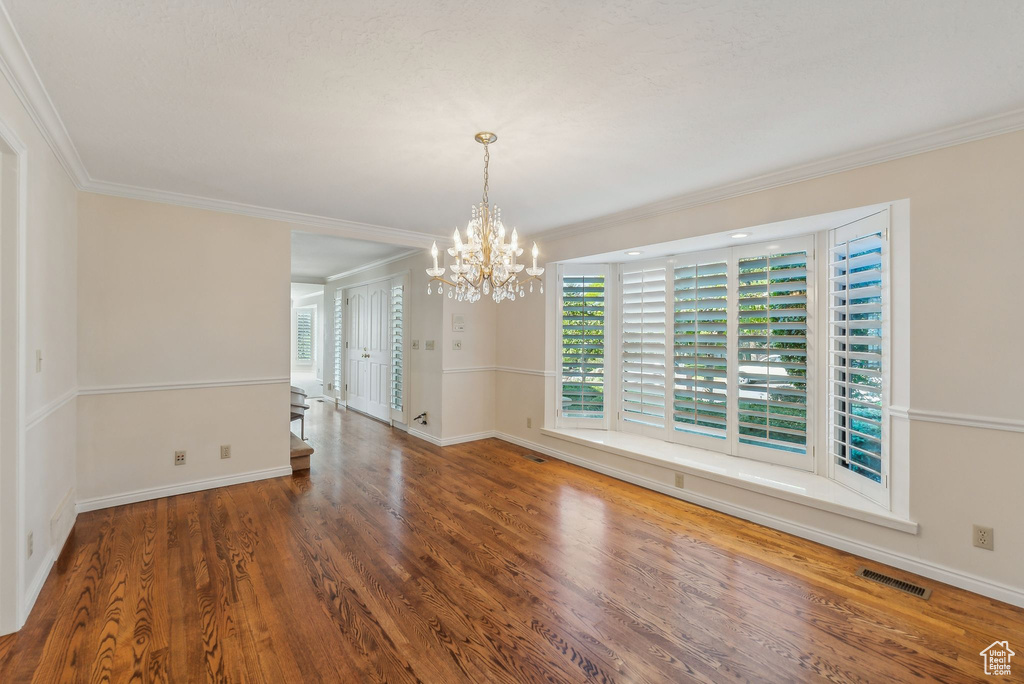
1,401 -> 1021,682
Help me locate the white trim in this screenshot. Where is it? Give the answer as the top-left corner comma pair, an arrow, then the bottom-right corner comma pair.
492,431 -> 1024,608
495,366 -> 552,377
84,181 -> 436,247
406,428 -> 499,447
532,108 -> 1024,242
75,466 -> 294,513
25,387 -> 77,430
442,365 -> 553,377
905,408 -> 1024,434
79,377 -> 290,396
0,4 -> 88,186
22,546 -> 55,623
290,275 -> 328,285
326,249 -> 422,282
0,111 -> 29,634
22,489 -> 77,625
406,427 -> 442,445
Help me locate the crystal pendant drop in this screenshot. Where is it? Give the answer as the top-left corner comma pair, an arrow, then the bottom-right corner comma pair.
427,284 -> 431,295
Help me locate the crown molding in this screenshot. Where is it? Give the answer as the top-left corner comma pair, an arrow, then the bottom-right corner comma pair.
81,179 -> 436,247
532,107 -> 1024,243
325,248 -> 421,282
289,275 -> 328,285
0,2 -> 89,186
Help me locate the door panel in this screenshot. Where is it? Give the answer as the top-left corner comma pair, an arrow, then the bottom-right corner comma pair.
344,281 -> 392,422
345,286 -> 368,414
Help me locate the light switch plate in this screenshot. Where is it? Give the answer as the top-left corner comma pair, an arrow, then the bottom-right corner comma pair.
425,340 -> 435,351
452,339 -> 462,350
452,314 -> 465,332
412,339 -> 420,350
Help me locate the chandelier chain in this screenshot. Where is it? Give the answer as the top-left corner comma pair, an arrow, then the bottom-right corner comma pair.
482,143 -> 489,207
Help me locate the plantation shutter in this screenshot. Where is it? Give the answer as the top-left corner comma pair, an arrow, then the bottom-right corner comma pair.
296,309 -> 314,362
736,244 -> 811,468
334,290 -> 343,399
390,283 -> 404,412
829,212 -> 887,496
560,270 -> 606,422
672,258 -> 729,442
621,264 -> 667,434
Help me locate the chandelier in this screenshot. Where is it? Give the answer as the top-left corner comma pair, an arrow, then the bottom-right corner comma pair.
426,132 -> 543,303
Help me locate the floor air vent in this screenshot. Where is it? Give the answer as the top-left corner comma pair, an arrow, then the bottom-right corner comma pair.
856,567 -> 932,599
521,453 -> 546,463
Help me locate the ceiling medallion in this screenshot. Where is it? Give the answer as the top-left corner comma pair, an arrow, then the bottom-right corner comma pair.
426,133 -> 543,303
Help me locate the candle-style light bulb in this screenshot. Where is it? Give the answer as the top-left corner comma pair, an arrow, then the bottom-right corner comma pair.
453,227 -> 463,252
510,228 -> 518,252
431,241 -> 438,269
531,242 -> 539,268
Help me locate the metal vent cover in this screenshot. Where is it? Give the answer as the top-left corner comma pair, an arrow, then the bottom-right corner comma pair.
856,567 -> 932,599
521,453 -> 546,463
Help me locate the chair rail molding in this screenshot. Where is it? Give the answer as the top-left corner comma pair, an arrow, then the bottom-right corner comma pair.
78,377 -> 291,396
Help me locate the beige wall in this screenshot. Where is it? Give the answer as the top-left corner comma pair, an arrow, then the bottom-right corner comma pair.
76,194 -> 291,506
495,131 -> 1024,604
0,69 -> 78,632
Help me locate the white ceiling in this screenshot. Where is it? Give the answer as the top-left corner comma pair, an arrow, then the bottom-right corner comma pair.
6,0 -> 1024,237
291,231 -> 413,279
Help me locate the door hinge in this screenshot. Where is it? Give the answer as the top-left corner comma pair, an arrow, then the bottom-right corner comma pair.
344,383 -> 348,391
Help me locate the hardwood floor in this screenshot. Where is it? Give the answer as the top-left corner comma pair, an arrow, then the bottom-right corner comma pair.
2,402 -> 1021,682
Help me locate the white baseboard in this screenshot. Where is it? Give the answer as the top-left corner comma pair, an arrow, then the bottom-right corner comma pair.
493,431 -> 1024,609
22,499 -> 77,627
23,546 -> 56,625
407,428 -> 498,447
75,466 -> 294,513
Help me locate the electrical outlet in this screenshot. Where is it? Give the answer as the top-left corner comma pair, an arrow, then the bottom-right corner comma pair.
674,473 -> 685,488
174,450 -> 186,466
27,531 -> 33,558
220,445 -> 231,459
425,340 -> 435,351
973,525 -> 994,550
452,339 -> 462,350
526,417 -> 532,429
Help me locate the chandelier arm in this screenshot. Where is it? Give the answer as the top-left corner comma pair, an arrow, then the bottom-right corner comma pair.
429,276 -> 459,288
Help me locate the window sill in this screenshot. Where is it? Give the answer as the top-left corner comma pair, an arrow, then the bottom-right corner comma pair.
540,427 -> 918,534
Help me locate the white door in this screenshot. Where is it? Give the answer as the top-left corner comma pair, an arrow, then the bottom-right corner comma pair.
345,281 -> 393,422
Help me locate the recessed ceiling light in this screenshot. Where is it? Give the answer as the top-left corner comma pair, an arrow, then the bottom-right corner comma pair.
625,250 -> 643,256
768,244 -> 781,250
731,233 -> 750,239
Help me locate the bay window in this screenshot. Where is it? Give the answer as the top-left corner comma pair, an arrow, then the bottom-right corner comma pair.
555,207 -> 894,507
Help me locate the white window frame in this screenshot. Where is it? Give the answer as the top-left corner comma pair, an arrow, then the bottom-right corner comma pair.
556,263 -> 611,428
827,210 -> 890,506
